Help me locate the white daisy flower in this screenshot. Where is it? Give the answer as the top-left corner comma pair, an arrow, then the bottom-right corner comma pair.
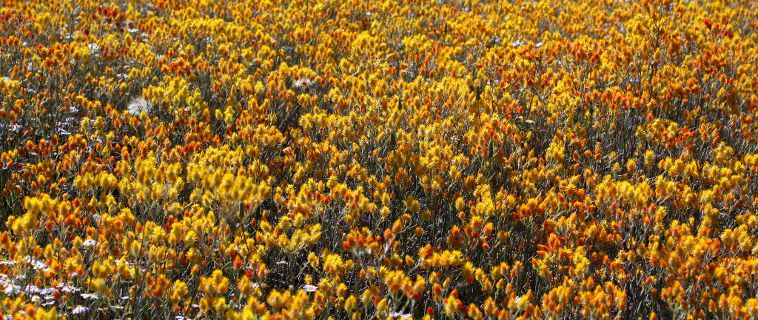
302,284 -> 318,292
127,96 -> 151,116
72,306 -> 89,315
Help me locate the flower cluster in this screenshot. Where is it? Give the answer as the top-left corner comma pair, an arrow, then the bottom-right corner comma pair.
0,0 -> 756,319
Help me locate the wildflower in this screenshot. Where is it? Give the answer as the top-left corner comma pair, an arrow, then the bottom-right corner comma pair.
302,284 -> 318,293
293,78 -> 312,90
4,285 -> 20,295
81,293 -> 99,300
71,306 -> 89,315
387,311 -> 412,318
127,96 -> 151,115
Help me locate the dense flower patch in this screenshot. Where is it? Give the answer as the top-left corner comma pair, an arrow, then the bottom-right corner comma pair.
0,0 -> 756,319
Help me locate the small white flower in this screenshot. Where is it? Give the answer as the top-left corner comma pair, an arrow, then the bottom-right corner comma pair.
24,285 -> 40,293
302,284 -> 318,292
387,311 -> 412,318
80,293 -> 99,300
58,284 -> 81,293
25,256 -> 49,271
82,239 -> 97,247
40,288 -> 56,295
293,77 -> 312,90
127,96 -> 151,116
9,124 -> 21,132
72,306 -> 89,315
4,285 -> 20,295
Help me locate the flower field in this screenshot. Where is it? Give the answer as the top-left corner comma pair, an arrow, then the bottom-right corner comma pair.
0,0 -> 756,319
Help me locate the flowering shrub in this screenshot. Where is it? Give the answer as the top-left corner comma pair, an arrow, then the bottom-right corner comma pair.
0,0 -> 756,319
